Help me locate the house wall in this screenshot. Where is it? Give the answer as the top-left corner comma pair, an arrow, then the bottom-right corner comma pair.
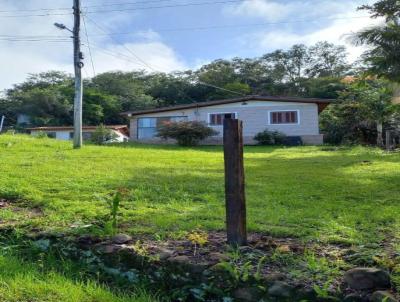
129,100 -> 323,145
56,131 -> 71,140
30,129 -> 129,142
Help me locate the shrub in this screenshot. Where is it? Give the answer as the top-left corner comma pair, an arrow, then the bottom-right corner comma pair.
91,124 -> 118,145
157,121 -> 218,146
34,131 -> 48,139
254,129 -> 286,145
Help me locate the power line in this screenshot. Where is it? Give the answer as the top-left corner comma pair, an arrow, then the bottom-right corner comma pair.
86,0 -> 243,14
83,0 -> 184,9
90,44 -> 151,67
0,7 -> 71,13
0,38 -> 71,43
0,0 -> 242,17
82,15 -> 96,77
0,12 -> 71,18
91,15 -> 372,35
84,16 -> 244,96
0,15 -> 370,39
84,14 -> 158,71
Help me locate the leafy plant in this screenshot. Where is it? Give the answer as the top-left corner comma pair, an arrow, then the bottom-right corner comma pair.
215,261 -> 252,285
254,129 -> 286,145
100,189 -> 127,235
188,230 -> 208,256
313,280 -> 334,299
157,121 -> 218,146
34,131 -> 48,139
254,256 -> 267,281
91,124 -> 119,145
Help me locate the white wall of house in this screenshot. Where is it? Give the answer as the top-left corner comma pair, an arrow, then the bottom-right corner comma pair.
129,100 -> 324,144
30,130 -> 128,142
56,131 -> 71,140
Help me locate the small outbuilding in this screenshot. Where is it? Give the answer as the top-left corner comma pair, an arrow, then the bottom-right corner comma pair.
27,125 -> 129,142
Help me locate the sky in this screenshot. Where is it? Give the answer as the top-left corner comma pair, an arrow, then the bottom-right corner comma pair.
0,0 -> 378,90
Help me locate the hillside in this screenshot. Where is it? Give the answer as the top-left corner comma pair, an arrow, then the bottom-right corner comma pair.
1,135 -> 400,300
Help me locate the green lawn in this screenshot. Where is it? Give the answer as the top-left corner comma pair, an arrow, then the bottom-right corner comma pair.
0,254 -> 155,302
0,134 -> 399,246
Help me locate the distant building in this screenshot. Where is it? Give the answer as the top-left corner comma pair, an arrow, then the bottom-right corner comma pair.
27,125 -> 129,143
122,95 -> 333,145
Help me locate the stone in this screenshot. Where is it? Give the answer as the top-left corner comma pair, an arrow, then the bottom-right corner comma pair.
370,291 -> 397,302
268,281 -> 293,298
111,234 -> 132,244
296,287 -> 317,301
167,255 -> 209,273
262,272 -> 286,283
102,244 -> 122,254
208,252 -> 229,263
344,267 -> 391,290
157,248 -> 174,261
167,255 -> 190,264
239,246 -> 254,254
233,287 -> 264,302
343,293 -> 364,302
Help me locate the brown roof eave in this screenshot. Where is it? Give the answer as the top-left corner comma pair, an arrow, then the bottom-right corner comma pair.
121,95 -> 334,117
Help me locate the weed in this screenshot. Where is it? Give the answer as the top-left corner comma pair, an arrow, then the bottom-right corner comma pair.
188,230 -> 208,256
99,189 -> 127,235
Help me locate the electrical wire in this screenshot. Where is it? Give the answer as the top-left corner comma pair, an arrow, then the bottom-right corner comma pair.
84,14 -> 159,71
82,15 -> 97,77
0,12 -> 71,18
0,15 -> 370,38
85,15 -> 244,96
86,0 -> 243,14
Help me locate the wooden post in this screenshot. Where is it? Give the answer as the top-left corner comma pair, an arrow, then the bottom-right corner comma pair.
223,118 -> 247,246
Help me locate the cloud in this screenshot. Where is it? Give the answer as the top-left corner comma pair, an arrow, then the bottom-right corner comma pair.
89,41 -> 187,75
228,0 -> 379,62
0,1 -> 187,90
225,0 -> 347,22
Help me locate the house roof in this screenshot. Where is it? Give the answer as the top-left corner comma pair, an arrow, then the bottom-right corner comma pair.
27,125 -> 128,132
122,95 -> 334,117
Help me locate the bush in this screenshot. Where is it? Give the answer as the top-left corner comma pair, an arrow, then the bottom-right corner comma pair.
157,121 -> 218,146
34,131 -> 48,139
91,124 -> 118,145
254,129 -> 286,145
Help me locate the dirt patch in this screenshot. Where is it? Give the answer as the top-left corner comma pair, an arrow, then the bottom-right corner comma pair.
0,199 -> 44,222
0,199 -> 12,208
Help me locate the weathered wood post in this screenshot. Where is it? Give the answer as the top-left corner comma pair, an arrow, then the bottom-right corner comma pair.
223,118 -> 247,246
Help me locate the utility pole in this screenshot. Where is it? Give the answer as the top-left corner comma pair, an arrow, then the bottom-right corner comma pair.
73,0 -> 83,148
0,115 -> 4,133
54,1 -> 84,148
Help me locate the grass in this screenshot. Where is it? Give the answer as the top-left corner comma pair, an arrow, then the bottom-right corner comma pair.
0,134 -> 399,246
0,253 -> 156,302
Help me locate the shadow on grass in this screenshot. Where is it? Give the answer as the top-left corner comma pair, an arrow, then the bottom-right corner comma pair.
105,149 -> 400,245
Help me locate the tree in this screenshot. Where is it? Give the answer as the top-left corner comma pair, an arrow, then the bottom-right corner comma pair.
307,42 -> 350,77
355,0 -> 400,81
320,78 -> 397,145
15,88 -> 72,126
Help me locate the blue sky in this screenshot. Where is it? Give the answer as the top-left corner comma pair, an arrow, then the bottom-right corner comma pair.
0,0 -> 377,89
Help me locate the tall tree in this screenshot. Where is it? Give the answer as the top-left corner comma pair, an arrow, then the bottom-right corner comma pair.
355,0 -> 400,81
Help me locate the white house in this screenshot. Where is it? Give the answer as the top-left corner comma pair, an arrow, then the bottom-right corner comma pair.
27,125 -> 129,142
123,95 -> 333,145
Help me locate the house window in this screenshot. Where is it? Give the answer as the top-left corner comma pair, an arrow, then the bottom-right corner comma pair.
270,111 -> 298,124
46,132 -> 56,138
137,116 -> 188,139
209,113 -> 236,126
